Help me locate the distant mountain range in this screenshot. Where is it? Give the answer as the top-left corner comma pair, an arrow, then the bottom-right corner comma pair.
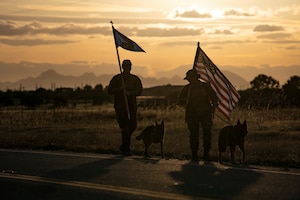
0,69 -> 249,91
1,61 -> 298,91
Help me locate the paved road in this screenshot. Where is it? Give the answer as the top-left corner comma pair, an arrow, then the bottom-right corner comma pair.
0,149 -> 299,200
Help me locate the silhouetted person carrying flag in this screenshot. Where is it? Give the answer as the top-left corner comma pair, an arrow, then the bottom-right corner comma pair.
179,69 -> 218,161
108,59 -> 143,156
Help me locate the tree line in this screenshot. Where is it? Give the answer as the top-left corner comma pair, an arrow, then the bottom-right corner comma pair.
0,84 -> 111,108
239,74 -> 299,108
0,74 -> 299,109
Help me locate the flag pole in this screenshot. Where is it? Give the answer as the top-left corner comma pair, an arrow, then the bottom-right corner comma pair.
111,21 -> 131,120
196,42 -> 233,125
215,112 -> 233,125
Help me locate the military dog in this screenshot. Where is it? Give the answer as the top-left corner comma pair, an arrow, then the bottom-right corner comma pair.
136,120 -> 165,158
218,120 -> 248,164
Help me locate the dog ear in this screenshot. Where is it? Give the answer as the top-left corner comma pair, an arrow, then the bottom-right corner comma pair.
237,120 -> 241,125
155,121 -> 158,126
161,120 -> 164,125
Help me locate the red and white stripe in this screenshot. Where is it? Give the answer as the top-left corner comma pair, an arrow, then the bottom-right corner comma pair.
193,46 -> 240,120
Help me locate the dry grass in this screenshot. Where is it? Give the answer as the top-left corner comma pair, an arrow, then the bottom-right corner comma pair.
0,105 -> 299,168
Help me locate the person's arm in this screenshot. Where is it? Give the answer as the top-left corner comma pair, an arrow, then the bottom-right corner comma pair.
107,75 -> 122,95
205,84 -> 218,108
178,85 -> 189,106
134,77 -> 143,96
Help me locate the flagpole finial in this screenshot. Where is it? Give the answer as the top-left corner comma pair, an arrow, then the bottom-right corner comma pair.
110,21 -> 114,26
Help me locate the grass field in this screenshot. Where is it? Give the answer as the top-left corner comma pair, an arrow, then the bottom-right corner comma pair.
0,104 -> 299,168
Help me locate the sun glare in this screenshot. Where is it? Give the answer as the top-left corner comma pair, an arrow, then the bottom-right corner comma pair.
210,9 -> 224,19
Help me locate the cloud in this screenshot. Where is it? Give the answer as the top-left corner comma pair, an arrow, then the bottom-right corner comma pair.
0,20 -> 24,35
160,40 -> 199,47
0,20 -> 111,36
0,20 -> 204,38
285,46 -> 297,50
209,46 -> 223,50
257,33 -> 291,40
211,29 -> 234,35
137,27 -> 203,37
0,20 -> 206,46
169,8 -> 212,19
264,40 -> 300,44
224,9 -> 256,17
208,39 -> 254,45
170,7 -> 260,20
175,9 -> 212,18
160,39 -> 254,47
253,24 -> 285,32
0,38 -> 77,46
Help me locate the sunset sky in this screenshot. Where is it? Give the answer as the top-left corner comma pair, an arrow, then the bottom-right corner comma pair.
1,0 -> 299,81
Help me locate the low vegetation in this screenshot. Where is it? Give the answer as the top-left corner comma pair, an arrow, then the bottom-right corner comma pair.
0,105 -> 299,168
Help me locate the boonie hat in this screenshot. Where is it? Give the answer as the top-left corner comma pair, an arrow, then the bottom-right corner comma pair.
184,69 -> 199,79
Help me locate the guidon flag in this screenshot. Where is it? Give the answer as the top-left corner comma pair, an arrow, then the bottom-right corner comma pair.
112,27 -> 145,52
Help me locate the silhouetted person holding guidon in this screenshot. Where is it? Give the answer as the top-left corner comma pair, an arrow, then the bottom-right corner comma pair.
108,59 -> 143,156
179,69 -> 218,161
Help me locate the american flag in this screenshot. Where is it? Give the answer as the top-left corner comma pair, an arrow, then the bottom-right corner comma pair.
193,43 -> 240,120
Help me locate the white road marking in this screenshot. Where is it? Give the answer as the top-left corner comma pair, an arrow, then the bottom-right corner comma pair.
0,173 -> 197,200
